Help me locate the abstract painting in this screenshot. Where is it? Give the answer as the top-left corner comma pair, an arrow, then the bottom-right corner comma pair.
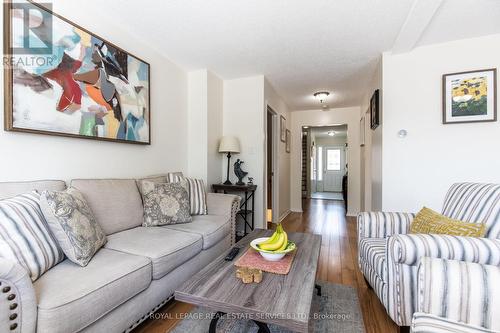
443,69 -> 496,124
4,1 -> 151,144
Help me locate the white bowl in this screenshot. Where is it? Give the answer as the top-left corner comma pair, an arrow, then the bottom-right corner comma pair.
250,237 -> 296,262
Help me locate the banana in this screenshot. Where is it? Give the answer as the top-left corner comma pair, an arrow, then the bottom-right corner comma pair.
258,230 -> 280,246
258,232 -> 285,251
276,231 -> 288,252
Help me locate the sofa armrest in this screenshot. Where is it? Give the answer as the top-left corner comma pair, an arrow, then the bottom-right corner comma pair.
0,258 -> 37,333
416,257 -> 500,331
207,193 -> 241,245
357,212 -> 414,240
388,234 -> 500,266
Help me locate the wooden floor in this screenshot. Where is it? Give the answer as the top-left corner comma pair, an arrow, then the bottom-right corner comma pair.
135,199 -> 398,333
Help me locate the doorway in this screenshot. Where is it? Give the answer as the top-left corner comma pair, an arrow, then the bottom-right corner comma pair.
266,106 -> 278,225
304,125 -> 348,202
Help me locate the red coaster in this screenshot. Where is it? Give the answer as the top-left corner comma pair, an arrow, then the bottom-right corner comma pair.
234,247 -> 297,275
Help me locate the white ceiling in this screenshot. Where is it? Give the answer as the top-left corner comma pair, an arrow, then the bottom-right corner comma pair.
57,0 -> 500,110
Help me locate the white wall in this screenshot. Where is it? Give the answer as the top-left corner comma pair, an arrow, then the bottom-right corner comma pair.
382,33 -> 500,212
315,135 -> 347,147
0,1 -> 188,182
223,76 -> 266,228
290,107 -> 361,216
264,79 -> 291,221
360,58 -> 383,211
187,69 -> 223,186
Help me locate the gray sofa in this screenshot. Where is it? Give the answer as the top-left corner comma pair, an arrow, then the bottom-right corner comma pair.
0,175 -> 240,333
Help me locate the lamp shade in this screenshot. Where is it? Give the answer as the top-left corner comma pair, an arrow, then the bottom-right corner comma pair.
219,136 -> 240,153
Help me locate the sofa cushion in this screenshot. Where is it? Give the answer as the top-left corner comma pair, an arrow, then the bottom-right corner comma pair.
359,238 -> 387,282
105,227 -> 202,279
163,214 -> 231,249
34,248 -> 151,333
0,180 -> 66,200
70,179 -> 144,235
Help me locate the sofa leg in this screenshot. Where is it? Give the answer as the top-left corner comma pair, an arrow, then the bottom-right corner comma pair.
398,326 -> 410,333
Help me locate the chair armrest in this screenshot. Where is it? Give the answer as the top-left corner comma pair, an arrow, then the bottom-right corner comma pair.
416,257 -> 500,331
0,258 -> 37,333
357,212 -> 414,240
206,193 -> 241,245
388,234 -> 500,266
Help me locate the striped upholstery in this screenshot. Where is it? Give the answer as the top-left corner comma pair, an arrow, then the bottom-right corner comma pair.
357,182 -> 500,328
0,192 -> 64,281
167,173 -> 207,215
411,313 -> 498,333
442,183 -> 500,239
358,212 -> 414,240
412,257 -> 500,332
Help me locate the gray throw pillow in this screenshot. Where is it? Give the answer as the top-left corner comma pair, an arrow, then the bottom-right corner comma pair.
141,181 -> 192,226
40,188 -> 107,266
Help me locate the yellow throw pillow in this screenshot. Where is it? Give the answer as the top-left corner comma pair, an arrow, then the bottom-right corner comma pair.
410,207 -> 486,237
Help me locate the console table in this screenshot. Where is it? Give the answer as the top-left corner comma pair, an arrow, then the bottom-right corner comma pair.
212,183 -> 257,241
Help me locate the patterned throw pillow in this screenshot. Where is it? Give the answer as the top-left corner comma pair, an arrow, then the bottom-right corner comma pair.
40,188 -> 107,266
141,181 -> 192,226
0,192 -> 64,281
410,207 -> 486,237
167,173 -> 207,215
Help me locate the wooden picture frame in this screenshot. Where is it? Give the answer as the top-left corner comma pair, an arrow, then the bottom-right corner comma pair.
442,68 -> 497,124
280,115 -> 286,142
370,89 -> 380,130
4,0 -> 151,145
285,129 -> 290,153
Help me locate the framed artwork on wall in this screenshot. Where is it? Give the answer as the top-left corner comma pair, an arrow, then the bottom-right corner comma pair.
280,115 -> 286,142
370,89 -> 380,130
285,129 -> 290,153
442,68 -> 497,124
4,1 -> 151,144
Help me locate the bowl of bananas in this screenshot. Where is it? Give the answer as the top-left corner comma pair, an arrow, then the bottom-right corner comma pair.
250,224 -> 296,261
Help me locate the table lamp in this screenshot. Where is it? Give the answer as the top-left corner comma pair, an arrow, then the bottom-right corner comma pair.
219,136 -> 240,185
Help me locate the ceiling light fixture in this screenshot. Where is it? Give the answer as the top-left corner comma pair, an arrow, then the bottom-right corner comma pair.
327,130 -> 335,137
314,91 -> 330,103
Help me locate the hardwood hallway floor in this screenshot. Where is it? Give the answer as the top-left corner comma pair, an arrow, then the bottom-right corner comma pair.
136,199 -> 398,333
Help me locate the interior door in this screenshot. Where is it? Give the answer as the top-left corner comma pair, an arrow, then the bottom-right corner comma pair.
323,146 -> 345,192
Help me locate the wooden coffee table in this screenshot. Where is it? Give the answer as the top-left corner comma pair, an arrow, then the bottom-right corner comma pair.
174,229 -> 321,333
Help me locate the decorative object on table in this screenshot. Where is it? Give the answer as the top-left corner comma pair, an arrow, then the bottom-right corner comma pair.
233,159 -> 248,185
40,188 -> 107,267
235,247 -> 297,275
360,114 -> 366,146
247,177 -> 254,185
166,173 -> 208,215
219,136 -> 241,185
4,1 -> 150,144
285,129 -> 291,153
212,183 -> 257,240
0,191 -> 64,281
140,181 -> 192,226
370,89 -> 380,130
442,68 -> 497,124
235,267 -> 263,284
280,115 -> 286,142
250,224 -> 296,261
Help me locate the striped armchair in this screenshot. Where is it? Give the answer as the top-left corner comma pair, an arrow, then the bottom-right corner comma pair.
357,183 -> 500,327
411,257 -> 500,333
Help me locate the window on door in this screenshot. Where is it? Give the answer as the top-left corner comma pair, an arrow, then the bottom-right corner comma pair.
326,148 -> 341,171
317,147 -> 323,181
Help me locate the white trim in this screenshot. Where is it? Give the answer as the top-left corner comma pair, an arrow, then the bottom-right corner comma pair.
279,209 -> 291,223
346,211 -> 358,217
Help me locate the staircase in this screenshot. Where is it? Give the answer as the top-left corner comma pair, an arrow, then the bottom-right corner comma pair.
301,132 -> 308,198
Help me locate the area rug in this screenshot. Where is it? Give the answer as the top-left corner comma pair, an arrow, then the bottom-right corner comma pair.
171,281 -> 365,333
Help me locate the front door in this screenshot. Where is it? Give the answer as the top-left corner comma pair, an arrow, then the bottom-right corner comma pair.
323,146 -> 345,192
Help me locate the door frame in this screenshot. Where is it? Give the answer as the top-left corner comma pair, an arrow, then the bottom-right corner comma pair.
265,104 -> 279,226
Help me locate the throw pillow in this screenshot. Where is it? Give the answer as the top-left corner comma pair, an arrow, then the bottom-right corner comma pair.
40,188 -> 107,266
0,191 -> 64,281
167,173 -> 207,215
410,207 -> 486,237
141,181 -> 192,226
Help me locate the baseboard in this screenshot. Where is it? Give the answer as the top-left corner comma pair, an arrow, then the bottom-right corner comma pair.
279,210 -> 291,222
346,211 -> 358,217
